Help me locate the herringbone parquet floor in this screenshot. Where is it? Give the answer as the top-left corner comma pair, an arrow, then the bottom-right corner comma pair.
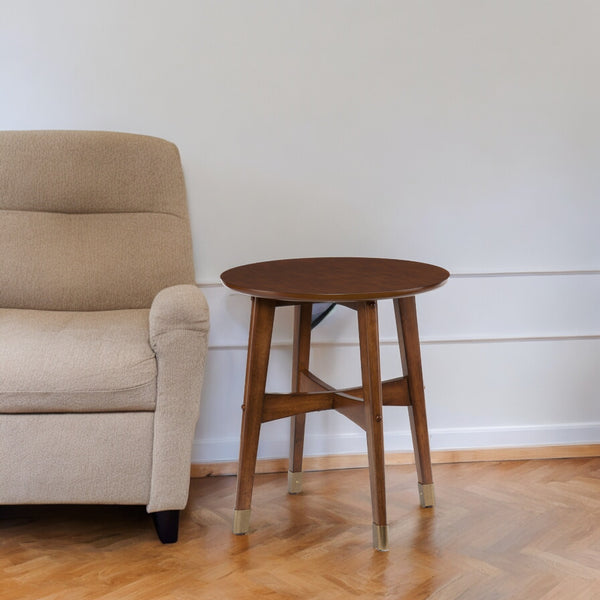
1,458 -> 600,599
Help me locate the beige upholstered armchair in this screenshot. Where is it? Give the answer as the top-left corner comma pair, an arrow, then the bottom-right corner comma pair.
0,131 -> 209,543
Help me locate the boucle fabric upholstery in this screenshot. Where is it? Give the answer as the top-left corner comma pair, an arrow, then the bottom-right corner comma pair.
0,131 -> 209,515
0,130 -> 196,310
148,284 -> 210,512
0,308 -> 156,413
0,413 -> 154,505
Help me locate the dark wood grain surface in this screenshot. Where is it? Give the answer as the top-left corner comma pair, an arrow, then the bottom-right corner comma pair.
221,257 -> 449,301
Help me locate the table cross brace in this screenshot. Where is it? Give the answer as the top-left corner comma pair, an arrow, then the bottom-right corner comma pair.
262,375 -> 410,429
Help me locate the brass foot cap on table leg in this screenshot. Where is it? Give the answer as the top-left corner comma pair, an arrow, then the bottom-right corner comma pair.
372,524 -> 390,552
288,471 -> 303,494
418,483 -> 435,508
233,509 -> 251,535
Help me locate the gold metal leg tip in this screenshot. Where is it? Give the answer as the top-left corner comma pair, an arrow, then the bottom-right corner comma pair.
418,483 -> 435,508
233,509 -> 251,535
372,524 -> 390,552
288,471 -> 303,494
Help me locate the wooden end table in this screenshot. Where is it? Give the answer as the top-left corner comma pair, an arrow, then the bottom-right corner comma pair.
221,257 -> 449,551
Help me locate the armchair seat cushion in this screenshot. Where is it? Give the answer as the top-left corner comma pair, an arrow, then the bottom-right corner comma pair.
0,308 -> 157,413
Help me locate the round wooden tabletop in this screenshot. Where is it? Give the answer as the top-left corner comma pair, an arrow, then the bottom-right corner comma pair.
220,257 -> 449,302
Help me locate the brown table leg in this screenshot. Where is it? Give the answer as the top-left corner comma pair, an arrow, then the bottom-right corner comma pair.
357,301 -> 389,551
288,303 -> 312,494
233,297 -> 276,535
394,296 -> 435,508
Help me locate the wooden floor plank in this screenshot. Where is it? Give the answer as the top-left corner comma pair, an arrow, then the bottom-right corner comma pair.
2,458 -> 600,599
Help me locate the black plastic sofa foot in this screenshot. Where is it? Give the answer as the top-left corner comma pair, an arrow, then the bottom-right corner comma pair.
152,510 -> 180,544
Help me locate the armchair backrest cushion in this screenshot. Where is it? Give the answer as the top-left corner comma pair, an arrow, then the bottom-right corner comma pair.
0,130 -> 195,310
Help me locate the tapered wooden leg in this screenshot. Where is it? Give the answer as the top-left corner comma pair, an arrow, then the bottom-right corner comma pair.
288,303 -> 312,494
357,301 -> 388,551
394,297 -> 435,508
233,297 -> 276,534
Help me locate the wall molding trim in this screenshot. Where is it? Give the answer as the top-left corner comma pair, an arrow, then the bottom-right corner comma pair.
197,270 -> 600,287
450,270 -> 600,278
192,423 -> 600,468
196,274 -> 599,464
208,334 -> 600,351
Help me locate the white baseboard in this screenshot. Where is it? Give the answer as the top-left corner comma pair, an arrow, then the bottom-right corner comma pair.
192,422 -> 600,465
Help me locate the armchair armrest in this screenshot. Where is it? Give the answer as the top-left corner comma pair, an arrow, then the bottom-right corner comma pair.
147,284 -> 210,513
149,284 -> 209,349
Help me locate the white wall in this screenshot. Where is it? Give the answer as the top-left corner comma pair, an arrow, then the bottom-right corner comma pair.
2,1 -> 598,462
